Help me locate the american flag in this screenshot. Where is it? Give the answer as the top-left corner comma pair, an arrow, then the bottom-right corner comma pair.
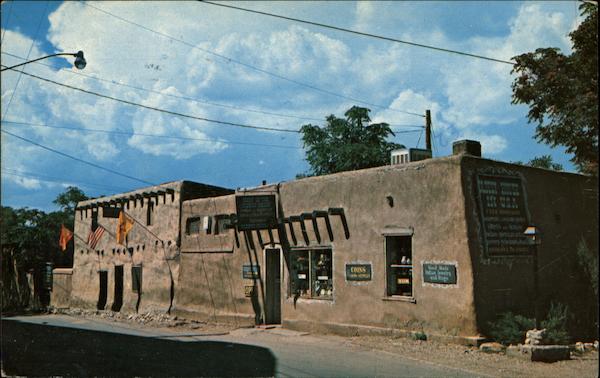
87,225 -> 105,249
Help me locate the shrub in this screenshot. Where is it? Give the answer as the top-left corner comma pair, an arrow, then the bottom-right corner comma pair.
541,302 -> 570,345
488,312 -> 535,345
412,331 -> 427,341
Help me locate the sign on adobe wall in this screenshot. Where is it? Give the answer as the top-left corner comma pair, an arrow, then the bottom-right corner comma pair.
423,263 -> 457,284
476,173 -> 531,257
235,195 -> 278,231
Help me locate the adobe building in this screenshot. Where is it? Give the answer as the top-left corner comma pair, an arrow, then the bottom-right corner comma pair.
55,141 -> 598,343
53,181 -> 233,312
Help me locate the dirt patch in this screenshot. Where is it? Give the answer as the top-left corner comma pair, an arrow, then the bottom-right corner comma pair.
347,335 -> 598,378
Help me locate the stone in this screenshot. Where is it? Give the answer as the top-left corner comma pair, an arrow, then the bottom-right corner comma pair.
594,340 -> 599,350
479,342 -> 505,353
575,342 -> 585,353
525,329 -> 546,345
521,345 -> 570,362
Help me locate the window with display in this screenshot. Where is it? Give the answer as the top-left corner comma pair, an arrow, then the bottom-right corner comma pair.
289,248 -> 333,299
385,236 -> 413,297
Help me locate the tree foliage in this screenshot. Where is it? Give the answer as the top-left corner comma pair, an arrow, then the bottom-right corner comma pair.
300,106 -> 404,176
513,155 -> 563,171
511,3 -> 598,175
1,187 -> 88,270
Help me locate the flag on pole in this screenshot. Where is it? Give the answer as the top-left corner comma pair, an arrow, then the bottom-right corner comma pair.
87,225 -> 105,249
59,224 -> 73,251
116,210 -> 134,245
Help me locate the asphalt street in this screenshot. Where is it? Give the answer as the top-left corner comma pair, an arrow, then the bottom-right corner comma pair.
2,315 -> 481,377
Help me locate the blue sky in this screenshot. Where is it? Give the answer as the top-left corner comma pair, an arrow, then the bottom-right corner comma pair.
1,1 -> 583,211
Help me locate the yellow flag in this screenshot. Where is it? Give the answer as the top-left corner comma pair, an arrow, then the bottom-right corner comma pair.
116,211 -> 134,245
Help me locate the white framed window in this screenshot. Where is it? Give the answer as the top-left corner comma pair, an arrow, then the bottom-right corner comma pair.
385,235 -> 413,297
289,248 -> 333,299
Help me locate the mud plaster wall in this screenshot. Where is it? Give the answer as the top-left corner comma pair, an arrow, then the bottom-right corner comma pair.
71,184 -> 182,313
461,156 -> 598,339
177,157 -> 479,336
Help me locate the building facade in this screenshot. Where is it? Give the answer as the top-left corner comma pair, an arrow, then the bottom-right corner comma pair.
56,149 -> 598,342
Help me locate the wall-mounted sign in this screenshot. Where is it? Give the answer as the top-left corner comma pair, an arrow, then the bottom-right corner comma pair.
44,262 -> 54,291
242,264 -> 260,279
244,285 -> 256,297
423,263 -> 457,284
235,195 -> 277,231
345,264 -> 372,281
476,174 -> 531,256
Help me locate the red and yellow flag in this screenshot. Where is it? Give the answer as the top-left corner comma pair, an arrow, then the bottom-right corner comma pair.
59,224 -> 73,251
116,210 -> 134,245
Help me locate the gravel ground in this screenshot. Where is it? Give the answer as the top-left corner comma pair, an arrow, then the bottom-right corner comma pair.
51,308 -> 598,378
346,335 -> 598,378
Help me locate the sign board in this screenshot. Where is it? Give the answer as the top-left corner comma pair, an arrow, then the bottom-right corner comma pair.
476,174 -> 531,256
423,263 -> 457,284
345,264 -> 372,281
44,262 -> 53,290
242,264 -> 260,279
235,195 -> 277,231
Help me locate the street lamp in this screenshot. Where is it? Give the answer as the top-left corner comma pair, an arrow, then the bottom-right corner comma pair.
1,51 -> 86,72
524,225 -> 542,329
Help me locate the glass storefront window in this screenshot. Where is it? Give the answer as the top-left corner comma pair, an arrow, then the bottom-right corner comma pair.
289,248 -> 333,300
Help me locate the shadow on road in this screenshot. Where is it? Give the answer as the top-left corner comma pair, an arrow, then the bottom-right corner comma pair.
1,319 -> 277,377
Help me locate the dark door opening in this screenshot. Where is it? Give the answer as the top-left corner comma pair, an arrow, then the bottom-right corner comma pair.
97,270 -> 108,310
111,265 -> 123,312
265,248 -> 281,324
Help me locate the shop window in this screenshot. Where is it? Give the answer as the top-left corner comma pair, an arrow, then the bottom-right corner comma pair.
214,215 -> 232,235
185,217 -> 202,235
289,248 -> 333,300
385,236 -> 413,297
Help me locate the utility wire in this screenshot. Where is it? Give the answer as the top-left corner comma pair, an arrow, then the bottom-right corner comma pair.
1,51 -> 326,123
200,1 -> 515,65
1,129 -> 156,186
2,120 -> 303,150
84,2 -> 424,117
2,168 -> 131,192
2,50 -> 426,129
1,66 -> 301,133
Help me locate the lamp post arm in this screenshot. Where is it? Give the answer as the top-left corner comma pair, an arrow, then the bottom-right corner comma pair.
1,53 -> 78,72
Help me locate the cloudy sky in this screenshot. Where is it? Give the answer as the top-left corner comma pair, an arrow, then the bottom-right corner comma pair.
1,1 -> 582,211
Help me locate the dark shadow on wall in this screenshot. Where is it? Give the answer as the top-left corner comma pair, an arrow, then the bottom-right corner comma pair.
1,319 -> 277,377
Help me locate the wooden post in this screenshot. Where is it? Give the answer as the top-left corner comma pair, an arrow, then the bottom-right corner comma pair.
425,109 -> 432,151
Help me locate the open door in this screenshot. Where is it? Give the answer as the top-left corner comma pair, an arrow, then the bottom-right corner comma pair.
111,265 -> 123,312
97,270 -> 108,310
265,248 -> 281,324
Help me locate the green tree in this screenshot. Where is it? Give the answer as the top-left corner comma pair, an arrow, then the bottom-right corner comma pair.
511,3 -> 598,175
300,106 -> 404,176
513,155 -> 563,171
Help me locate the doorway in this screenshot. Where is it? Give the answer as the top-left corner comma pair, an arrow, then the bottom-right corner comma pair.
97,270 -> 108,310
111,265 -> 123,312
265,248 -> 281,324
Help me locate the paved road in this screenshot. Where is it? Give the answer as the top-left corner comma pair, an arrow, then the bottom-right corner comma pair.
2,315 -> 480,377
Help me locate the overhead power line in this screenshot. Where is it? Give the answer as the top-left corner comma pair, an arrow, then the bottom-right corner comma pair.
200,1 -> 515,65
1,129 -> 156,186
2,168 -> 131,192
84,2 -> 424,118
2,51 -> 427,129
1,66 -> 301,133
2,120 -> 303,150
1,50 -> 325,124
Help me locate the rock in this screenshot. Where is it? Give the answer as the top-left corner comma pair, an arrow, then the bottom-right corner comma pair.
584,343 -> 594,351
575,342 -> 585,353
480,342 -> 505,353
594,340 -> 599,350
525,329 -> 546,345
520,345 -> 570,362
